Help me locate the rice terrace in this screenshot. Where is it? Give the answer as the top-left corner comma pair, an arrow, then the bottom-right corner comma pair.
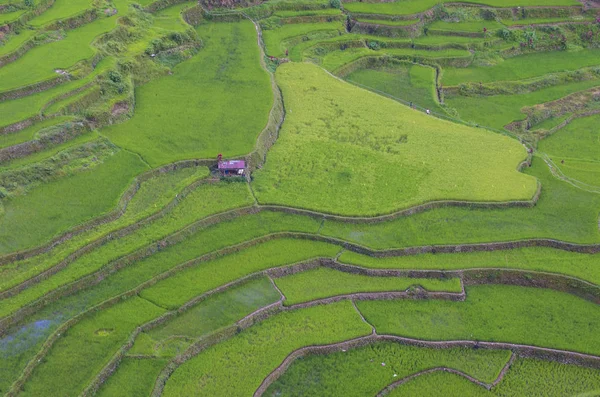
1,0 -> 600,395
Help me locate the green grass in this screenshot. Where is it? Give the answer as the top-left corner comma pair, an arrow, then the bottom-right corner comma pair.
20,296 -> 165,396
97,357 -> 169,397
387,358 -> 600,396
358,284 -> 600,355
0,29 -> 36,56
428,20 -> 505,33
356,18 -> 419,26
104,21 -> 272,167
319,47 -> 472,72
0,15 -> 119,93
339,246 -> 600,285
0,213 -> 322,394
0,149 -> 148,255
0,166 -> 209,291
345,62 -> 441,111
152,2 -> 194,32
446,79 -> 600,130
252,62 -> 536,216
162,301 -> 372,396
130,277 -> 281,356
0,131 -> 99,170
0,8 -> 25,24
265,341 -> 511,396
27,0 -> 93,26
538,115 -> 600,187
443,50 -> 600,86
139,238 -> 341,309
274,267 -> 462,305
262,21 -> 345,58
502,16 -> 595,27
414,35 -> 485,45
0,116 -> 74,149
0,182 -> 254,317
343,0 -> 579,16
273,8 -> 341,17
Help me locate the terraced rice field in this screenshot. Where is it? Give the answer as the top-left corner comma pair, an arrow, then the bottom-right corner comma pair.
0,0 -> 599,395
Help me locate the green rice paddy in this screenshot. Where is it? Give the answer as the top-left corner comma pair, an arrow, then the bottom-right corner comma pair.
1,0 -> 600,394
252,62 -> 536,215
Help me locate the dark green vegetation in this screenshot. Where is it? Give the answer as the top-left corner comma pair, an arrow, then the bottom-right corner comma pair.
1,0 -> 600,395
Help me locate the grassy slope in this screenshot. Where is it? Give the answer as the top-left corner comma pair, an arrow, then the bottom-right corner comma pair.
446,79 -> 600,130
345,63 -> 441,111
358,285 -> 600,355
320,160 -> 600,247
343,0 -> 579,15
131,277 -> 281,356
0,15 -> 119,93
139,239 -> 341,309
0,182 -> 254,318
252,62 -> 536,216
162,301 -> 372,396
443,50 -> 600,86
274,267 -> 462,305
0,56 -> 114,129
262,20 -> 345,58
0,166 -> 209,291
265,341 -> 511,396
20,297 -> 165,396
537,115 -> 600,187
387,358 -> 600,396
0,117 -> 74,149
96,357 -> 169,397
339,246 -> 600,285
0,149 -> 148,254
0,213 -> 321,394
320,47 -> 472,72
27,0 -> 93,26
429,20 -> 505,33
104,21 -> 273,167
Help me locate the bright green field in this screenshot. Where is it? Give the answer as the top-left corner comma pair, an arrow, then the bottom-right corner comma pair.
387,358 -> 600,396
252,62 -> 536,216
538,115 -> 600,187
345,62 -> 441,111
0,29 -> 36,56
265,341 -> 511,396
443,50 -> 600,86
358,285 -> 600,355
319,47 -> 472,72
139,238 -> 340,309
274,267 -> 462,305
0,15 -> 119,93
104,21 -> 273,166
339,246 -> 600,285
447,79 -> 600,130
356,18 -> 419,26
428,20 -> 505,33
131,277 -> 281,356
162,301 -> 372,396
262,21 -> 345,58
97,358 -> 169,397
343,0 -> 579,15
27,0 -> 94,26
0,149 -> 148,254
20,297 -> 165,397
0,117 -> 74,149
0,8 -> 25,24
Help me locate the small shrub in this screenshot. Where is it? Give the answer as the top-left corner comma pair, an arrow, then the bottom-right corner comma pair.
329,0 -> 341,9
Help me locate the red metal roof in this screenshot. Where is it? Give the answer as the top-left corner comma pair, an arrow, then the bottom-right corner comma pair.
218,160 -> 245,170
